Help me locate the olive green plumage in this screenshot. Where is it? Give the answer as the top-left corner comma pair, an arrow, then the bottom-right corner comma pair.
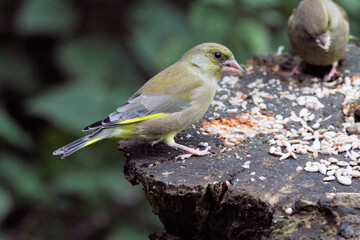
288,0 -> 349,66
53,43 -> 242,159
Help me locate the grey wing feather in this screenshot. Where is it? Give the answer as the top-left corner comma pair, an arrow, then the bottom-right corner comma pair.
83,92 -> 189,131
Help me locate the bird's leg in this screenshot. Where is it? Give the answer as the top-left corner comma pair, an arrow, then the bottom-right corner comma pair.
173,142 -> 211,160
288,62 -> 304,76
150,139 -> 162,146
323,62 -> 340,81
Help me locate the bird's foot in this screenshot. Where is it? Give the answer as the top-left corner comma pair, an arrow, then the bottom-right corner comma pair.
176,147 -> 212,160
323,62 -> 340,81
173,143 -> 211,160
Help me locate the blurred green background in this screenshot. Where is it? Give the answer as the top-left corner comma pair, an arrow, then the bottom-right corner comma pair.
0,0 -> 359,239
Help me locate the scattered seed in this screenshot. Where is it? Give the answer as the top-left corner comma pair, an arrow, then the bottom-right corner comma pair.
305,165 -> 319,172
337,176 -> 352,186
351,171 -> 360,178
335,169 -> 344,178
285,207 -> 293,215
323,176 -> 336,181
327,165 -> 339,170
337,161 -> 349,167
225,180 -> 231,187
353,166 -> 360,171
318,164 -> 327,175
345,165 -> 352,176
280,152 -> 291,160
299,108 -> 308,118
226,108 -> 238,114
269,146 -> 276,154
204,69 -> 360,187
242,160 -> 251,169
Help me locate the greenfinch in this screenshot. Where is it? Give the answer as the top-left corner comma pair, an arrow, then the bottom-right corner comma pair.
287,0 -> 349,81
53,43 -> 243,159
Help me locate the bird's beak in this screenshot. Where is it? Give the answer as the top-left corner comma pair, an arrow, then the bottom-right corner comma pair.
316,32 -> 331,51
222,58 -> 244,76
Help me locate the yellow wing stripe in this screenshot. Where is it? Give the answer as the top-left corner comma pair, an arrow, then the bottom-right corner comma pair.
349,35 -> 359,40
118,113 -> 168,124
83,138 -> 102,148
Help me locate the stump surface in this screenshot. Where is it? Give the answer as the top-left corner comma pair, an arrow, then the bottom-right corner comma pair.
122,43 -> 360,240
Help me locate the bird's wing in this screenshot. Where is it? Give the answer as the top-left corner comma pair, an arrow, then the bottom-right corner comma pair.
83,92 -> 190,131
83,63 -> 203,131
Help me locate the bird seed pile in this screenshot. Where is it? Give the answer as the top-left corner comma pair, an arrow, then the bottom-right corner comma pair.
201,72 -> 360,186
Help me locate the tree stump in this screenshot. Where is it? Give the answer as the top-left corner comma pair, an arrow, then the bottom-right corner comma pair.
121,42 -> 360,240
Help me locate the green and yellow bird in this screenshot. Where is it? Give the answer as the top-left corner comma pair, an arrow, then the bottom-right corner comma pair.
288,0 -> 349,81
53,43 -> 243,159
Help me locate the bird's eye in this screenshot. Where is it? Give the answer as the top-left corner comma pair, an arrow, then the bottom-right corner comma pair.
214,52 -> 222,59
355,107 -> 360,122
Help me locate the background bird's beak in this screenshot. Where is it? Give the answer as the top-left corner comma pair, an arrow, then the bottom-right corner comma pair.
222,59 -> 244,76
316,33 -> 331,51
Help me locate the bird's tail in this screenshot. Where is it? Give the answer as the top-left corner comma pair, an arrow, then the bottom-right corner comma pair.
53,130 -> 106,159
349,35 -> 359,41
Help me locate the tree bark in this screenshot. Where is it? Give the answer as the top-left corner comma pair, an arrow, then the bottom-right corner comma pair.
121,42 -> 360,240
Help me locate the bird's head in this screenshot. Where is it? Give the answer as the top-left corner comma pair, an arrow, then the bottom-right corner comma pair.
182,43 -> 243,80
295,0 -> 332,51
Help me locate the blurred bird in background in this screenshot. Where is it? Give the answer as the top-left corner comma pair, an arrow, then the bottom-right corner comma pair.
288,0 -> 349,81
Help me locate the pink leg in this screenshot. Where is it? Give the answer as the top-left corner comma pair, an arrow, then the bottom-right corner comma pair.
289,63 -> 302,76
286,62 -> 304,77
323,62 -> 340,81
173,143 -> 211,160
150,139 -> 162,146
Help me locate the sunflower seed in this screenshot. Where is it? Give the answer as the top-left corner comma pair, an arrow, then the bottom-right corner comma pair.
337,161 -> 349,167
337,176 -> 352,186
323,176 -> 335,181
285,207 -> 293,215
305,165 -> 319,172
318,164 -> 327,175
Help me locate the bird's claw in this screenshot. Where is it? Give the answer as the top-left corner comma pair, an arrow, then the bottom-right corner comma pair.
175,146 -> 212,160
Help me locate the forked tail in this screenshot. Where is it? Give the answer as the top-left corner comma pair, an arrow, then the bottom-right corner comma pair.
53,130 -> 105,159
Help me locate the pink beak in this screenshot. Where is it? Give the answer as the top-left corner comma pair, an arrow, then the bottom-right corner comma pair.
222,58 -> 244,76
316,33 -> 331,51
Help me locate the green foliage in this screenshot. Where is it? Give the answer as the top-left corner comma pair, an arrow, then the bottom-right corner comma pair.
1,0 -> 359,239
0,185 -> 12,222
0,157 -> 47,202
236,19 -> 271,55
30,37 -> 141,131
58,38 -> 137,83
131,1 -> 193,72
16,0 -> 76,35
53,168 -> 138,202
0,109 -> 32,148
106,225 -> 149,240
0,49 -> 36,91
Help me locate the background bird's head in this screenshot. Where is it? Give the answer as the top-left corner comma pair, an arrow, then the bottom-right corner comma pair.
295,0 -> 332,51
182,43 -> 243,79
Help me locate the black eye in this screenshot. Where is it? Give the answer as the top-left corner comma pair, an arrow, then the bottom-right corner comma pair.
355,107 -> 360,122
214,52 -> 222,59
